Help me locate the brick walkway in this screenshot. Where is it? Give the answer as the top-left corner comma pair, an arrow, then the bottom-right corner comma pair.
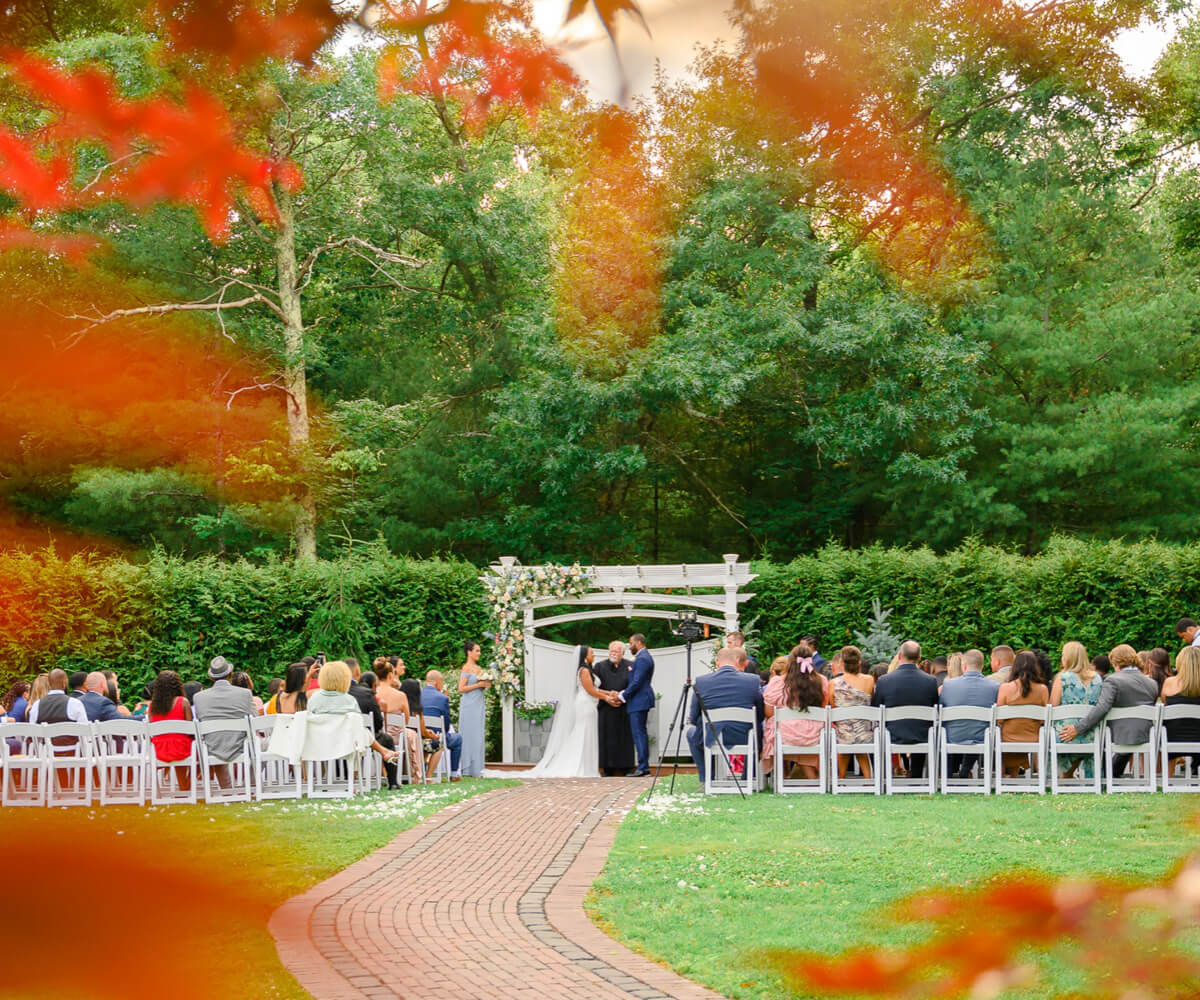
270,779 -> 727,1000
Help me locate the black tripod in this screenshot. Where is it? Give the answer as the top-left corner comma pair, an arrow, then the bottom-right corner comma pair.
648,612 -> 747,799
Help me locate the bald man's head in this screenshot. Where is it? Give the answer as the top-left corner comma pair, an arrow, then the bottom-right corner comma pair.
715,648 -> 738,668
85,672 -> 107,694
427,670 -> 443,690
47,668 -> 67,691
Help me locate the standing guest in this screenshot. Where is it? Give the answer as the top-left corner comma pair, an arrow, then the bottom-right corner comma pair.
148,670 -> 194,791
1092,654 -> 1113,677
347,659 -> 400,788
989,645 -> 1016,684
1175,617 -> 1200,649
458,641 -> 490,777
619,634 -> 656,776
1059,644 -> 1158,778
266,664 -> 309,715
2,681 -> 30,723
1051,641 -> 1102,778
830,645 -> 876,780
231,671 -> 264,715
192,656 -> 255,784
422,670 -> 463,781
81,672 -> 127,722
1144,648 -> 1171,695
725,631 -> 759,672
938,648 -> 998,779
996,650 -> 1049,777
686,646 -> 764,783
872,640 -> 939,779
762,642 -> 828,780
1162,647 -> 1200,775
593,640 -> 635,777
306,660 -> 399,770
29,669 -> 88,724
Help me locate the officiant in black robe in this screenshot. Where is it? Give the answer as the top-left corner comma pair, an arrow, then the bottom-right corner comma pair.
594,642 -> 636,776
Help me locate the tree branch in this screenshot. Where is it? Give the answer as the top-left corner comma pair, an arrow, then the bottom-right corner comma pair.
296,235 -> 425,291
68,281 -> 288,339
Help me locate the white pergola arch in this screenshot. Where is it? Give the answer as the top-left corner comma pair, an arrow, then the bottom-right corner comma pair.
485,555 -> 757,763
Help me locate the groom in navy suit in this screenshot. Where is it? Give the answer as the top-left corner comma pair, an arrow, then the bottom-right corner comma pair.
620,633 -> 655,775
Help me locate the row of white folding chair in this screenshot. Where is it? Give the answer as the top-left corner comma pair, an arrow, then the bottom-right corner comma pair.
0,714 -> 381,807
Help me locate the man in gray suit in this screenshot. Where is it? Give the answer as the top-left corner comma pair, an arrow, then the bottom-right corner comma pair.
938,648 -> 998,779
193,656 -> 255,776
1059,656 -> 1158,777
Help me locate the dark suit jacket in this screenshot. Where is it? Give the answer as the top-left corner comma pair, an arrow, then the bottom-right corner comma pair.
690,666 -> 765,749
349,681 -> 384,736
872,662 -> 939,743
421,685 -> 451,728
80,691 -> 124,723
624,649 -> 656,713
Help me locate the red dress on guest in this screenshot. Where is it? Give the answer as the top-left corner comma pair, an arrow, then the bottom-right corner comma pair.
149,696 -> 193,761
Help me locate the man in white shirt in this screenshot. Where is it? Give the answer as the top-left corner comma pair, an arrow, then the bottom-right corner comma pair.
1175,618 -> 1200,648
28,669 -> 88,725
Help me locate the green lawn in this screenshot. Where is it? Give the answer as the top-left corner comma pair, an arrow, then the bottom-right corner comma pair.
8,778 -> 515,1000
587,780 -> 1199,1000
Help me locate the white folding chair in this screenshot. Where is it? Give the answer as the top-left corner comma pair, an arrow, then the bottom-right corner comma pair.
1049,704 -> 1102,794
994,705 -> 1048,794
1161,704 -> 1200,793
423,716 -> 451,783
385,712 -> 413,784
359,714 -> 383,793
300,715 -> 362,799
40,722 -> 95,806
937,706 -> 993,794
147,719 -> 200,805
405,715 -> 428,784
829,705 -> 881,794
0,723 -> 46,806
251,715 -> 301,800
773,706 -> 828,793
196,718 -> 255,803
883,706 -> 937,794
94,719 -> 149,806
1104,705 -> 1158,794
703,706 -> 760,795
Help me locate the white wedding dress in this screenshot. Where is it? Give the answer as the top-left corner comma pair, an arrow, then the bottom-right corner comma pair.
524,645 -> 600,778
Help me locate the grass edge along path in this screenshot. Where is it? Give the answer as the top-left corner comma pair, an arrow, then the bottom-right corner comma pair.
586,780 -> 1197,1000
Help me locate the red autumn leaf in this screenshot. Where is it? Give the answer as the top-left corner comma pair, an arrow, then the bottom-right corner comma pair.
0,127 -> 72,210
151,0 -> 346,67
0,219 -> 100,260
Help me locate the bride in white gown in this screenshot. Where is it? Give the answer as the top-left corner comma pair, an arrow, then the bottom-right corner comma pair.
524,645 -> 602,778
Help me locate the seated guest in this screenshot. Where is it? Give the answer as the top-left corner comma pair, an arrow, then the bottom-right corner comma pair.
192,656 -> 255,782
870,662 -> 889,681
686,646 -> 764,783
68,671 -> 88,699
1144,648 -> 1171,695
996,650 -> 1049,777
802,635 -> 827,677
939,648 -> 998,779
1092,654 -> 1113,677
303,656 -> 320,691
1032,649 -> 1055,690
2,681 -> 30,723
307,660 -> 398,770
183,680 -> 202,704
1059,644 -> 1157,778
931,655 -> 949,684
872,640 -> 939,779
376,661 -> 420,779
989,645 -> 1016,684
1051,641 -> 1102,778
1162,647 -> 1200,774
762,642 -> 828,778
359,671 -> 378,694
830,645 -> 875,780
943,652 -> 964,685
81,671 -> 127,722
422,670 -> 460,779
29,668 -> 88,725
102,669 -> 122,706
230,671 -> 263,715
265,677 -> 284,701
148,670 -> 194,791
266,664 -> 308,715
347,658 -> 400,788
394,657 -> 441,778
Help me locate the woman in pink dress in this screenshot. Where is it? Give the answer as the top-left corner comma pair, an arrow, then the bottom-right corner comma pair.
761,641 -> 828,779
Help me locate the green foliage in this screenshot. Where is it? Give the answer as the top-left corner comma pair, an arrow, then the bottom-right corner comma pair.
852,598 -> 900,664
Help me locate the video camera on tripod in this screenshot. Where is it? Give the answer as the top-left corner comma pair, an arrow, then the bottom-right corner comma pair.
670,608 -> 705,644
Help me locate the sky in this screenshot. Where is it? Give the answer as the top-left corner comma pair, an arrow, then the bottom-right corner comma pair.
529,0 -> 1183,104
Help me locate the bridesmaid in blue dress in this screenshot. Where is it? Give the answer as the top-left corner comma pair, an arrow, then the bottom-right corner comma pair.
457,641 -> 491,777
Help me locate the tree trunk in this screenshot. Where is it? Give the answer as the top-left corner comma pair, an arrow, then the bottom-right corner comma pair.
274,186 -> 318,561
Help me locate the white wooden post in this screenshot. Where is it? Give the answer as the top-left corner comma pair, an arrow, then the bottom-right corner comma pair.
723,553 -> 741,633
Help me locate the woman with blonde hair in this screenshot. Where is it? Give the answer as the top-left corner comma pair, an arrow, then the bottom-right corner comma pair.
26,673 -> 50,715
307,660 -> 399,768
944,653 -> 964,684
1051,641 -> 1101,777
1161,647 -> 1200,775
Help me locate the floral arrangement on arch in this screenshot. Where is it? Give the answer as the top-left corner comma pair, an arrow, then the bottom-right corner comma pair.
482,562 -> 589,699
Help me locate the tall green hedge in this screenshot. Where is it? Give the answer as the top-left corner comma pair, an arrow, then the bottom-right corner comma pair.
751,537 -> 1200,660
4,537 -> 1200,698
